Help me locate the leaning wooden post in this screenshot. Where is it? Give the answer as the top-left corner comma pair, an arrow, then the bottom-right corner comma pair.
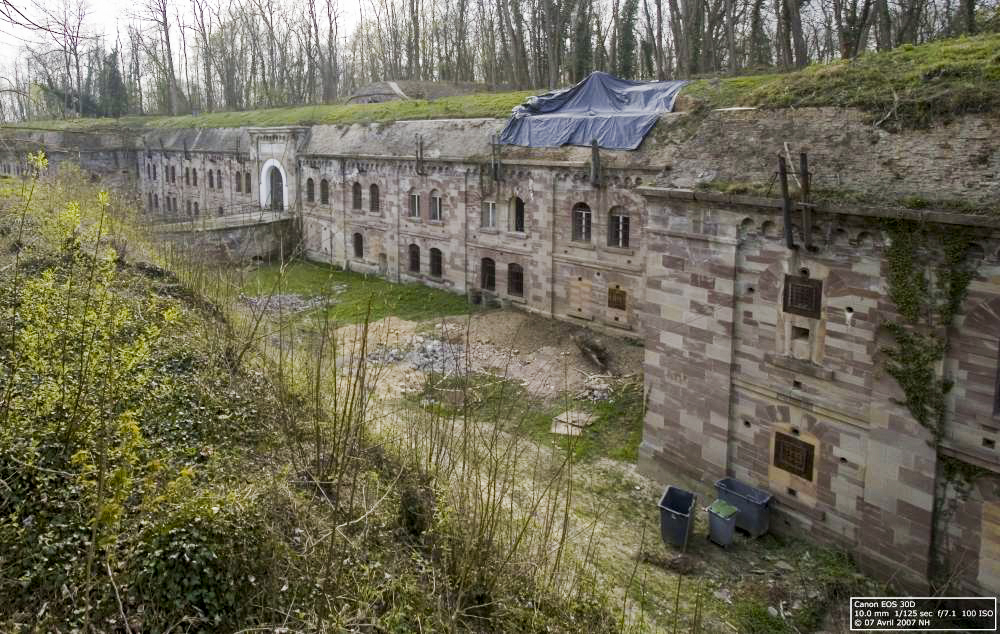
779,155 -> 795,250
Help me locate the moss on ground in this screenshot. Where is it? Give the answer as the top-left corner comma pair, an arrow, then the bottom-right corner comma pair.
240,259 -> 472,324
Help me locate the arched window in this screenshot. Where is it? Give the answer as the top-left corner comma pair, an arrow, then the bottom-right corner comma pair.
153,164 -> 157,180
170,165 -> 176,183
408,189 -> 421,218
244,172 -> 251,193
430,190 -> 443,221
608,207 -> 631,248
216,169 -> 222,189
481,258 -> 495,291
153,193 -> 158,210
370,184 -> 380,212
208,170 -> 214,189
353,233 -> 364,259
146,163 -> 150,178
320,179 -> 329,205
430,248 -> 443,277
306,178 -> 315,202
192,169 -> 198,186
408,244 -> 420,273
235,173 -> 242,192
352,182 -> 363,209
572,203 -> 592,242
511,196 -> 525,232
508,263 -> 524,297
185,167 -> 190,185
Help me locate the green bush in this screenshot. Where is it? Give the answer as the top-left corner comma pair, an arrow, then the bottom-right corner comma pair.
132,488 -> 277,631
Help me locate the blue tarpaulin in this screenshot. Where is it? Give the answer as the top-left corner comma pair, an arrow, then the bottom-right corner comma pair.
499,72 -> 688,151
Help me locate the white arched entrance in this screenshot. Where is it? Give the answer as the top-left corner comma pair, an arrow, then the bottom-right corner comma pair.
259,158 -> 289,211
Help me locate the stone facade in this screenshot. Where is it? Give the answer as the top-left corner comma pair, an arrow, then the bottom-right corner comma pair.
2,107 -> 999,595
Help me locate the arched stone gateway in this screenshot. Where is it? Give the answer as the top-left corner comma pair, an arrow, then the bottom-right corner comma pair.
259,159 -> 289,211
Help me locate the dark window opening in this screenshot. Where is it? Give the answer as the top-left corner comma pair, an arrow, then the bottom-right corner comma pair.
185,167 -> 190,184
783,275 -> 823,319
508,263 -> 524,297
430,190 -> 443,221
572,203 -> 592,242
235,173 -> 242,192
194,202 -> 199,215
791,325 -> 810,341
608,288 -> 627,310
408,244 -> 420,273
244,172 -> 250,193
512,196 -> 525,232
370,184 -> 380,212
430,248 -> 443,277
208,170 -> 214,189
306,178 -> 314,202
153,194 -> 158,210
609,208 -> 630,248
353,233 -> 364,259
216,169 -> 222,189
186,200 -> 191,214
192,169 -> 198,186
481,258 -> 495,291
774,432 -> 815,481
352,182 -> 363,209
320,179 -> 330,204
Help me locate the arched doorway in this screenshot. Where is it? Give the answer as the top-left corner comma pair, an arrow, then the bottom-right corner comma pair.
258,159 -> 288,211
269,167 -> 283,210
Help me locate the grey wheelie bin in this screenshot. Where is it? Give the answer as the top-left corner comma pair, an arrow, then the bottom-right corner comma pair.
714,477 -> 772,538
707,498 -> 739,547
658,486 -> 696,551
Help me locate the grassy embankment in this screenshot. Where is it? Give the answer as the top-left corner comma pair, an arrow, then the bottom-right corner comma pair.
6,33 -> 999,134
0,159 -> 632,631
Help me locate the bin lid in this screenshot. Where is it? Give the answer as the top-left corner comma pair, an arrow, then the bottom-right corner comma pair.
708,498 -> 739,519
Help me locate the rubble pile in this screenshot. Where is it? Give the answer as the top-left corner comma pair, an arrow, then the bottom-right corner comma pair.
241,293 -> 329,314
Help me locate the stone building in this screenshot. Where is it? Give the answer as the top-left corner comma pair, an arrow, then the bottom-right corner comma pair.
1,104 -> 998,595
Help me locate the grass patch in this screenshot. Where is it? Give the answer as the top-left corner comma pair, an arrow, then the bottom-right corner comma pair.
6,91 -> 536,132
241,259 -> 471,324
683,33 -> 1000,127
522,379 -> 645,463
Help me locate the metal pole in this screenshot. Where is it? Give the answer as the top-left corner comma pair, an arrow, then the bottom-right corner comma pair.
779,155 -> 795,250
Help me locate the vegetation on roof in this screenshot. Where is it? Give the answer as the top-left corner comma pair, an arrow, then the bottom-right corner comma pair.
4,34 -> 999,133
683,33 -> 1000,128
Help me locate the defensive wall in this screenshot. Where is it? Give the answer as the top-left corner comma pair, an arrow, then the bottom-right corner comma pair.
1,106 -> 998,594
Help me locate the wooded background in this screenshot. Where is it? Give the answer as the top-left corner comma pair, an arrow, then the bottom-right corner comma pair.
1,0 -> 998,121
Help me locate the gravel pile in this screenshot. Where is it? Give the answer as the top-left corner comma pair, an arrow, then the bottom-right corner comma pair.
241,293 -> 329,314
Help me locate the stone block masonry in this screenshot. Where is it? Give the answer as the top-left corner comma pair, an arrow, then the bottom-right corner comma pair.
2,106 -> 999,595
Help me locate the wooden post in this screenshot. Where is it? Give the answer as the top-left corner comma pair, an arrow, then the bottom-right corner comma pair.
800,152 -> 813,250
779,155 -> 795,250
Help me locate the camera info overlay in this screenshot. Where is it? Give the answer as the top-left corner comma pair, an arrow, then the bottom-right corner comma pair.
850,597 -> 997,631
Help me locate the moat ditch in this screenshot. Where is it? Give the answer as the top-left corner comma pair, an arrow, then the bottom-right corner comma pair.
236,258 -> 887,632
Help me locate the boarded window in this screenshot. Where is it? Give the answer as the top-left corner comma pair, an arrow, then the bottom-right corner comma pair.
430,190 -> 443,221
608,287 -> 627,310
352,182 -> 363,209
608,208 -> 630,248
481,258 -> 495,291
481,201 -> 496,228
572,203 -> 591,242
430,248 -> 443,277
306,178 -> 314,202
320,179 -> 329,204
370,184 -> 380,212
783,275 -> 823,319
508,263 -> 524,297
409,192 -> 421,218
511,196 -> 525,232
353,233 -> 364,259
408,244 -> 420,272
773,432 -> 815,481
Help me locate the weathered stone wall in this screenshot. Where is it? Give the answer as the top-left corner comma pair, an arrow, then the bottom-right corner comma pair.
638,189 -> 1000,593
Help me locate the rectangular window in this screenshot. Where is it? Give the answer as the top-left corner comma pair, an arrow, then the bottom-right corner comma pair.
783,275 -> 823,319
609,213 -> 630,248
409,193 -> 421,218
431,196 -> 443,221
608,288 -> 627,310
773,432 -> 815,481
481,201 -> 496,228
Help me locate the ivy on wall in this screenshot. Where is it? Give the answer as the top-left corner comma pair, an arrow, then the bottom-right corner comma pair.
881,218 -> 975,445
